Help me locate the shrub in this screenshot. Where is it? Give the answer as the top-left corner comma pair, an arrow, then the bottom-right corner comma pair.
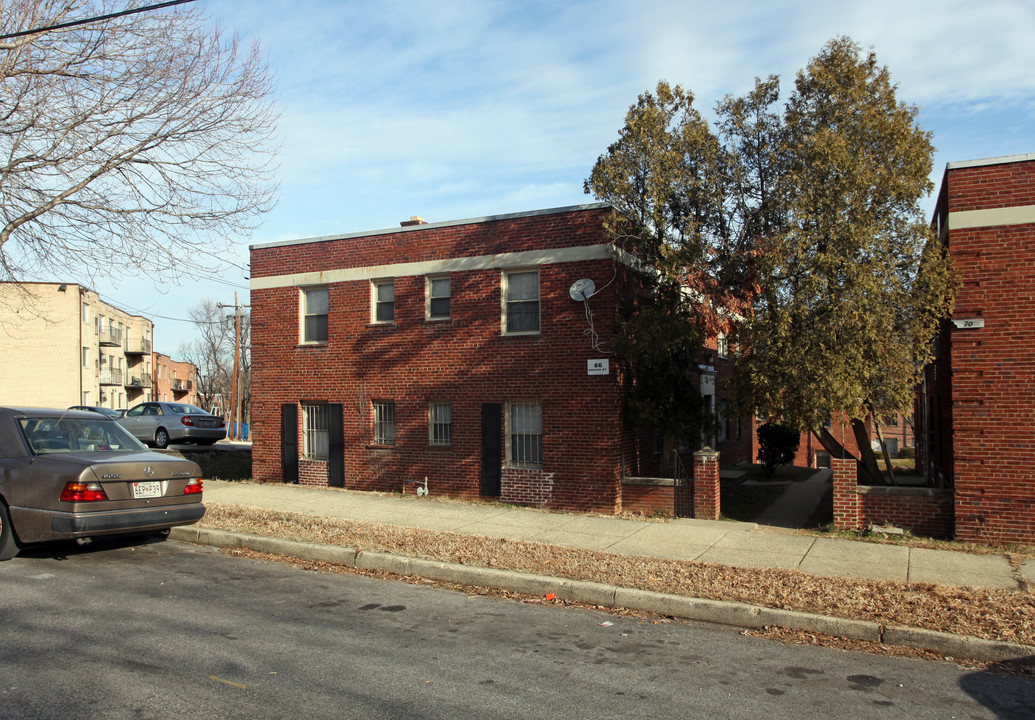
897,446 -> 914,459
757,422 -> 800,479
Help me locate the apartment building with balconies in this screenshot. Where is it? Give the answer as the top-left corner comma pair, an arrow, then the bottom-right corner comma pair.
0,282 -> 153,411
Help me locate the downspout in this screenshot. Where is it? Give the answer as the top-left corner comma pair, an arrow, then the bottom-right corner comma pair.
78,286 -> 83,404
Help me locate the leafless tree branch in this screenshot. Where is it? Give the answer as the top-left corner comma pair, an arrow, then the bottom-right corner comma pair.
0,0 -> 279,285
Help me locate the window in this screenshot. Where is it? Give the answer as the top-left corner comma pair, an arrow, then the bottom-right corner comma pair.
507,401 -> 542,467
302,287 -> 328,343
428,401 -> 451,446
372,280 -> 394,323
427,276 -> 450,320
504,270 -> 539,334
81,302 -> 89,324
373,401 -> 395,445
717,332 -> 729,359
82,347 -> 90,367
882,415 -> 899,427
302,403 -> 330,459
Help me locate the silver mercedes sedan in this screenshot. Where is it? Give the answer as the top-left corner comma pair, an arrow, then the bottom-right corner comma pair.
0,407 -> 205,561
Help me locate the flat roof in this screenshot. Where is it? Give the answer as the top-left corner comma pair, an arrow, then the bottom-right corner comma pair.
946,152 -> 1035,170
250,202 -> 611,251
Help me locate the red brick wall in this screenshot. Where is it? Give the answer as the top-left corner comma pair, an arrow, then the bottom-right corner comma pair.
250,206 -> 629,513
939,159 -> 1035,544
620,483 -> 675,515
857,487 -> 954,539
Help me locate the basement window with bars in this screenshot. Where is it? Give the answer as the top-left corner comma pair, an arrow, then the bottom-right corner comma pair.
302,403 -> 330,460
373,400 -> 396,445
507,401 -> 542,468
428,401 -> 451,446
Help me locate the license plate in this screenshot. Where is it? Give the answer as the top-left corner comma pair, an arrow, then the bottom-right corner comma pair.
132,481 -> 162,499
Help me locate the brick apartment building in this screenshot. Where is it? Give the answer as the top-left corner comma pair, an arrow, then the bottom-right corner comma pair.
915,153 -> 1035,544
153,352 -> 200,407
0,282 -> 154,411
249,204 -> 752,513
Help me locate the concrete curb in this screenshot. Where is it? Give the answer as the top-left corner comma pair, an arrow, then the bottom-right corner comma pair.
170,527 -> 1034,663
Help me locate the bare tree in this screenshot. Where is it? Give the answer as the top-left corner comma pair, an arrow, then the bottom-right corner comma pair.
178,299 -> 249,422
0,0 -> 278,283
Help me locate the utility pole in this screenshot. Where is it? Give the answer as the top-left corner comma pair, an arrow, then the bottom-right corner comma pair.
217,294 -> 250,441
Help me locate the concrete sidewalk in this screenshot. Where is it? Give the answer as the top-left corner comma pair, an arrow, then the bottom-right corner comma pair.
197,480 -> 1034,591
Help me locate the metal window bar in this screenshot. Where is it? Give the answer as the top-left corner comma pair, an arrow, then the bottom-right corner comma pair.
374,401 -> 395,445
303,404 -> 329,459
430,402 -> 451,445
510,402 -> 542,466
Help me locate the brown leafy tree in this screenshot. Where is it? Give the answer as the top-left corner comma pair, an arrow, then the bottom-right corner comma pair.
0,0 -> 278,284
588,38 -> 957,484
584,81 -> 761,457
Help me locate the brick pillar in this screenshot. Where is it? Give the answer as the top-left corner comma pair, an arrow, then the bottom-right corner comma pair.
831,457 -> 860,531
693,447 -> 721,520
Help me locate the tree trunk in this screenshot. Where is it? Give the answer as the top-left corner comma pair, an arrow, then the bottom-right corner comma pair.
813,421 -> 884,486
871,412 -> 897,486
851,418 -> 885,486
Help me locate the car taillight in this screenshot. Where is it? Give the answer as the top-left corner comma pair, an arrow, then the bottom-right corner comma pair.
60,481 -> 108,502
181,416 -> 194,426
217,417 -> 226,427
183,478 -> 203,495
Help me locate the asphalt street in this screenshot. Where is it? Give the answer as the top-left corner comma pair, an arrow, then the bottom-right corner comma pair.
1,537 -> 1032,719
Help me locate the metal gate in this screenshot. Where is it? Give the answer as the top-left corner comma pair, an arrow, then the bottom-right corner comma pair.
673,450 -> 693,518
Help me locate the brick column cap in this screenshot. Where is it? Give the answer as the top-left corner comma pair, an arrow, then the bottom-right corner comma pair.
694,447 -> 719,458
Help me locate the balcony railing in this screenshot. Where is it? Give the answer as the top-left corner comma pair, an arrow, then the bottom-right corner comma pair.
100,369 -> 124,386
125,373 -> 152,388
98,328 -> 123,347
172,379 -> 188,393
124,338 -> 152,354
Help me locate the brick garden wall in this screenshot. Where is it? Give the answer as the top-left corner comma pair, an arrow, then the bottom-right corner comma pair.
833,457 -> 955,539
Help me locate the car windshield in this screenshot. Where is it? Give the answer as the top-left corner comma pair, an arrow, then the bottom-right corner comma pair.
166,404 -> 208,415
19,416 -> 148,454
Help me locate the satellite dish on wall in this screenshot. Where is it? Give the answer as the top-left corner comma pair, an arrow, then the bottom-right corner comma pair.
569,278 -> 596,302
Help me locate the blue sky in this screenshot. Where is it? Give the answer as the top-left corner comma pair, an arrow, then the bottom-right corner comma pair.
90,0 -> 1035,352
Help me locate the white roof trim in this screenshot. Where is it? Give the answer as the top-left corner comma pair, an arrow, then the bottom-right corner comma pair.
249,202 -> 611,251
946,153 -> 1035,170
251,243 -> 635,291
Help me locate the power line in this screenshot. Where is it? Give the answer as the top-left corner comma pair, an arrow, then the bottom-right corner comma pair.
0,0 -> 196,40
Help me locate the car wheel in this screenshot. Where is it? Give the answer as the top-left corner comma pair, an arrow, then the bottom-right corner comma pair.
0,501 -> 22,561
154,428 -> 170,449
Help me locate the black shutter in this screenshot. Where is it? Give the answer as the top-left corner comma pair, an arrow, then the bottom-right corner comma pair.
281,403 -> 299,484
328,403 -> 345,488
480,403 -> 502,496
